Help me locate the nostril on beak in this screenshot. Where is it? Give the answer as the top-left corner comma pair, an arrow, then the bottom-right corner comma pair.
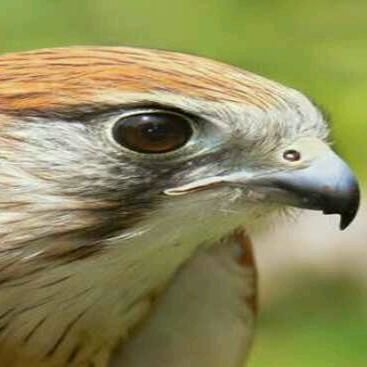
246,149 -> 361,230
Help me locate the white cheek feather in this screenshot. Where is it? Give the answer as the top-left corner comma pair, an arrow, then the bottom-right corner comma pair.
0,184 -> 271,366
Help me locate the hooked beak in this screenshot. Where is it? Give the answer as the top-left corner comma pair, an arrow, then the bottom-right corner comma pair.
245,149 -> 360,230
165,145 -> 360,230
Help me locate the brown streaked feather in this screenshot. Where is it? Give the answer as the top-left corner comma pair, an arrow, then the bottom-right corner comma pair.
0,47 -> 291,115
234,229 -> 258,314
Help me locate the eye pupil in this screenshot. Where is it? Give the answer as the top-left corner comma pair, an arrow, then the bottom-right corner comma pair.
112,112 -> 193,153
283,149 -> 301,162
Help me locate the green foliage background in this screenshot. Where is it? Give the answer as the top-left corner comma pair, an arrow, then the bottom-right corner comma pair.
1,1 -> 366,366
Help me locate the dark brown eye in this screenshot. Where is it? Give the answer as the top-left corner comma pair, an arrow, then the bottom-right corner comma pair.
283,149 -> 301,162
112,111 -> 194,153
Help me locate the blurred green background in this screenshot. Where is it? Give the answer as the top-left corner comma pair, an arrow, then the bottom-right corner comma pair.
1,1 -> 366,366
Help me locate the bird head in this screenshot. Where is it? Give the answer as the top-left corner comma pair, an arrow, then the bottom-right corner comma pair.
0,47 -> 359,254
0,47 -> 361,367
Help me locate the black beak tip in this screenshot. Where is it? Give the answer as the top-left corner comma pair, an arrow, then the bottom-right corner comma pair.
339,210 -> 357,231
322,182 -> 360,231
340,181 -> 360,230
339,198 -> 360,231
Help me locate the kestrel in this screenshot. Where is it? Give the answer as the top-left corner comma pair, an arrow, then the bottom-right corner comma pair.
0,47 -> 359,367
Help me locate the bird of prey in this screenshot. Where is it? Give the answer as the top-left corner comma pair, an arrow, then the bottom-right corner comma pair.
0,47 -> 359,367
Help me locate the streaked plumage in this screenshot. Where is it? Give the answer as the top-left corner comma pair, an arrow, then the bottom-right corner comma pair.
0,47 -> 359,367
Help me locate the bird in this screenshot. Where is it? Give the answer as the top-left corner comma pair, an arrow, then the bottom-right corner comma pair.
0,46 -> 360,367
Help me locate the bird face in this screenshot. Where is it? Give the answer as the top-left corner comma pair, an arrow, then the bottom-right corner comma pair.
0,47 -> 358,252
0,47 -> 360,366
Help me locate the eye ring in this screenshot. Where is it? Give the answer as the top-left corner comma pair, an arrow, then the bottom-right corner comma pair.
283,149 -> 301,162
110,110 -> 194,154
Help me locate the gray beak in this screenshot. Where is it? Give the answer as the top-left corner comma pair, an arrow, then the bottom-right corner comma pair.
164,141 -> 360,230
247,150 -> 360,230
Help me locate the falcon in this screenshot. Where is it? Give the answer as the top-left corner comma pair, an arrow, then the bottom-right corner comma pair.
0,47 -> 360,367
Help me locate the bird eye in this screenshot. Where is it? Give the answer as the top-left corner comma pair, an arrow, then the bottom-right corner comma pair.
112,111 -> 194,153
